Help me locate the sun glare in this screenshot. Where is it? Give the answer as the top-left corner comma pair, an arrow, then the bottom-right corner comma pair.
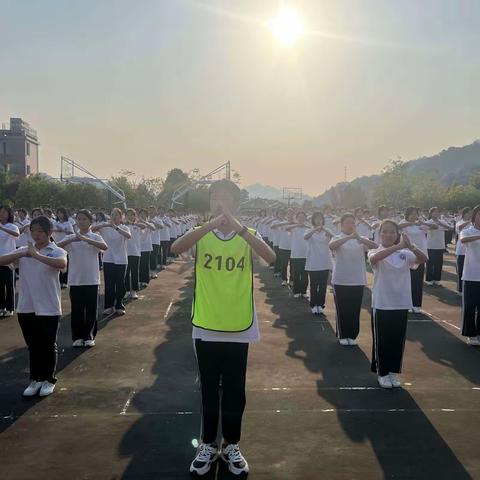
269,8 -> 304,46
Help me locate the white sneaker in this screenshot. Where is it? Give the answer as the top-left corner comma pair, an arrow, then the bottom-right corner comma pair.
378,375 -> 393,389
434,281 -> 443,287
389,372 -> 402,388
115,309 -> 126,316
408,309 -> 413,313
347,338 -> 358,346
39,381 -> 56,397
150,274 -> 158,280
0,308 -> 5,316
412,307 -> 422,314
3,310 -> 13,317
189,442 -> 219,475
130,291 -> 139,300
281,280 -> 287,286
425,281 -> 434,286
293,293 -> 301,298
468,337 -> 480,346
311,306 -> 318,314
338,338 -> 349,346
273,273 -> 280,277
84,339 -> 95,347
103,307 -> 114,316
316,306 -> 324,314
23,381 -> 43,397
221,443 -> 249,475
72,339 -> 84,347
302,294 -> 309,299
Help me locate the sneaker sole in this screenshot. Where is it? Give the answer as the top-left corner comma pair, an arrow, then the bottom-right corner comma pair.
220,454 -> 249,475
189,454 -> 218,475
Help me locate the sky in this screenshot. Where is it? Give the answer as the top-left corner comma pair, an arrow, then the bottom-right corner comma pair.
2,0 -> 480,196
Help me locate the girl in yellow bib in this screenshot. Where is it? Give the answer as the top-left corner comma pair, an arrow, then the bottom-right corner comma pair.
171,180 -> 275,476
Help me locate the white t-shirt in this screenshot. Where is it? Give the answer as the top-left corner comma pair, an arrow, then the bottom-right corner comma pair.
53,220 -> 74,243
152,217 -> 162,245
192,229 -> 261,343
426,220 -> 447,250
126,224 -> 142,257
399,223 -> 429,256
16,243 -> 67,316
290,226 -> 309,259
356,221 -> 372,239
331,233 -> 368,286
455,220 -> 468,256
278,227 -> 292,250
160,217 -> 171,241
0,223 -> 20,255
63,232 -> 104,286
139,226 -> 153,252
460,225 -> 480,282
305,229 -> 333,271
15,219 -> 30,247
369,246 -> 417,310
99,225 -> 130,265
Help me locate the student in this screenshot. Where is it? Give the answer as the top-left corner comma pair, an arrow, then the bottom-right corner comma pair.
398,206 -> 433,313
57,210 -> 107,347
92,208 -> 131,315
304,212 -> 334,314
354,207 -> 373,240
53,207 -> 74,288
459,205 -> 480,345
329,213 -> 377,346
371,205 -> 389,244
171,179 -> 275,476
124,208 -> 142,300
287,211 -> 310,298
455,207 -> 472,294
149,206 -> 162,277
425,207 -> 451,286
273,209 -> 295,286
369,221 -> 427,388
0,216 -> 67,397
0,206 -> 20,317
137,209 -> 155,287
14,208 -> 30,249
270,210 -> 285,277
158,207 -> 171,268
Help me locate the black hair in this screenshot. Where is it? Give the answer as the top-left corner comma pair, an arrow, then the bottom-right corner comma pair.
404,206 -> 418,221
76,209 -> 93,223
379,219 -> 401,244
209,179 -> 241,203
428,207 -> 438,219
126,208 -> 136,216
30,216 -> 53,235
340,213 -> 355,225
311,211 -> 325,227
56,207 -> 68,222
461,206 -> 472,219
32,207 -> 43,216
378,205 -> 388,216
18,208 -> 27,216
0,205 -> 14,224
95,212 -> 107,222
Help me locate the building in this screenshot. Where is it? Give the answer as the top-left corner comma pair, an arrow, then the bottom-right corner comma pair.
0,117 -> 39,177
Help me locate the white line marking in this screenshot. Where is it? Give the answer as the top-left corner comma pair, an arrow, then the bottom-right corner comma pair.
421,310 -> 461,331
164,298 -> 174,320
120,389 -> 136,415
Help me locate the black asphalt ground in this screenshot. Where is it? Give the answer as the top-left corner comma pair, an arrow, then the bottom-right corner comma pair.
0,251 -> 479,479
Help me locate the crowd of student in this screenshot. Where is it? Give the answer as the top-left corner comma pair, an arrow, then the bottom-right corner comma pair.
0,204 -> 196,397
248,203 -> 480,389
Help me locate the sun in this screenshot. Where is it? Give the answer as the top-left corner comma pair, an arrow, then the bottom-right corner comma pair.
269,8 -> 305,46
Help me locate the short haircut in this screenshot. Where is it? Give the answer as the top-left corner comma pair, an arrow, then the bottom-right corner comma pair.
76,209 -> 93,223
30,216 -> 53,235
428,207 -> 438,219
461,206 -> 472,219
209,179 -> 241,203
311,211 -> 325,227
405,206 -> 418,220
340,213 -> 355,225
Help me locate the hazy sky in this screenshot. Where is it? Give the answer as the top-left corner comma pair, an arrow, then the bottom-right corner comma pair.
2,0 -> 480,195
